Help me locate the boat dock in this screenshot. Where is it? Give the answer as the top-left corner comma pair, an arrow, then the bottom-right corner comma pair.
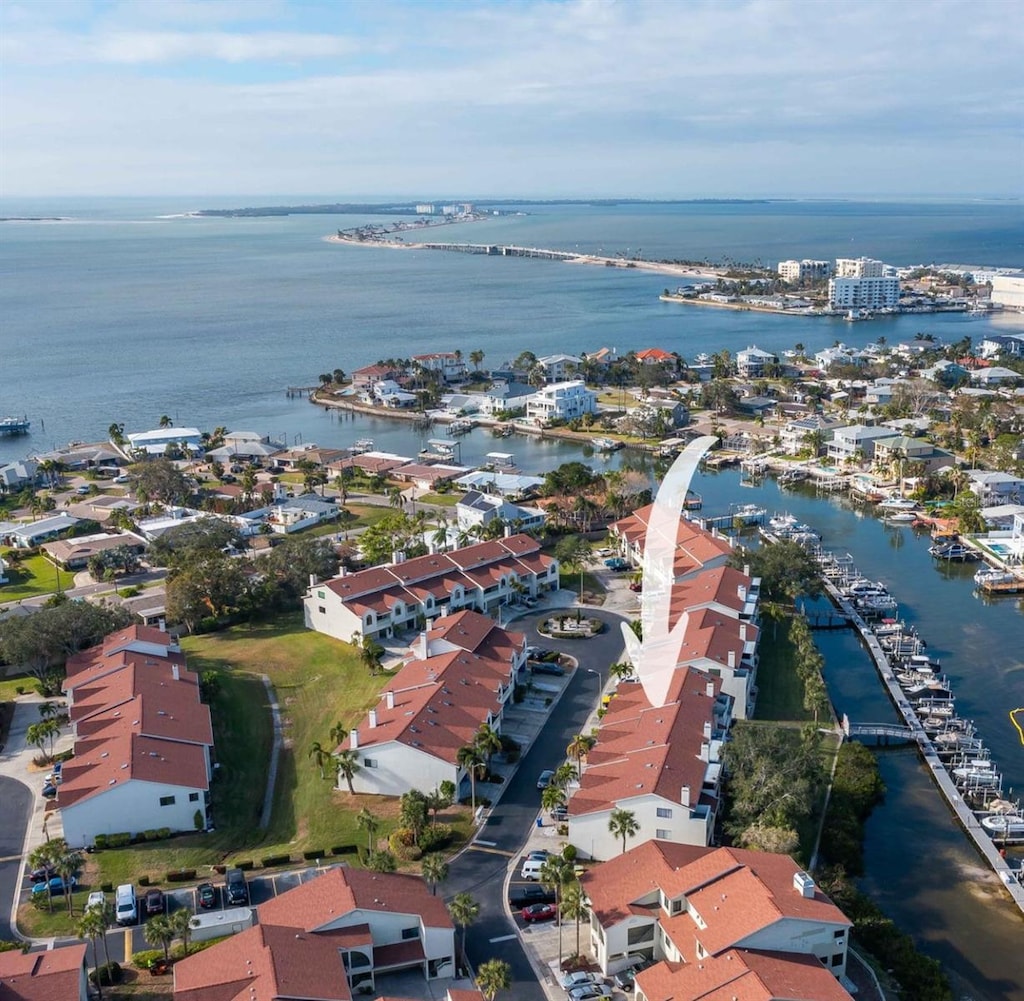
815,552 -> 1024,910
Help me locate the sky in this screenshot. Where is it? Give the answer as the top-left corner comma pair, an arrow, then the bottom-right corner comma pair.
1,0 -> 1022,200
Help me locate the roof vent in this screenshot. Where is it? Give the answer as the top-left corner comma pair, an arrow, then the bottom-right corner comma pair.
109,778 -> 116,785
120,763 -> 128,769
100,752 -> 109,758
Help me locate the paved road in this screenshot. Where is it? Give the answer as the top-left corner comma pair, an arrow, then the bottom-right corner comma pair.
0,777 -> 32,941
447,608 -> 627,998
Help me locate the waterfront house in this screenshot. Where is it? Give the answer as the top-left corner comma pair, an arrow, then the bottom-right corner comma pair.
0,942 -> 89,1001
0,458 -> 38,491
636,347 -> 676,368
453,469 -> 545,500
205,430 -> 284,463
41,530 -> 147,570
351,363 -> 402,391
526,380 -> 598,423
872,436 -> 955,475
390,463 -> 470,491
779,414 -> 845,454
581,840 -> 853,985
372,379 -> 419,408
329,451 -> 413,478
59,625 -> 213,847
979,333 -> 1024,359
455,491 -> 546,534
126,426 -> 204,458
35,441 -> 126,470
736,345 -> 779,379
968,470 -> 1023,506
272,444 -> 349,470
825,424 -> 895,464
173,866 -> 456,998
0,512 -> 81,548
304,534 -> 559,643
535,353 -> 583,382
567,669 -> 730,861
412,351 -> 467,382
335,611 -> 525,799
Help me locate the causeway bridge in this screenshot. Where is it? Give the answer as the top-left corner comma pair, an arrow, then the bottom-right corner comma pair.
421,243 -> 580,261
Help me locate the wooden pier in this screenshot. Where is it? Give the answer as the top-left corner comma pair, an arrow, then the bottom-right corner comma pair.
825,577 -> 1024,912
286,385 -> 321,398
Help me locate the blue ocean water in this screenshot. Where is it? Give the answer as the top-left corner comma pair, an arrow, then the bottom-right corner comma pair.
1,197 -> 1022,461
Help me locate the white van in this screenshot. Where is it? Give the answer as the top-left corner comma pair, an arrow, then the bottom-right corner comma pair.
520,859 -> 545,881
115,884 -> 137,926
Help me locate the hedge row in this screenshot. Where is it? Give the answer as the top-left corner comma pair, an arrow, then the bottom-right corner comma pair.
93,827 -> 172,850
166,869 -> 196,883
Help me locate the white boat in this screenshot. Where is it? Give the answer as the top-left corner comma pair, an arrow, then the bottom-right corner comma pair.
974,566 -> 1017,586
884,511 -> 917,523
591,437 -> 623,453
981,814 -> 1024,837
348,438 -> 374,453
878,498 -> 918,510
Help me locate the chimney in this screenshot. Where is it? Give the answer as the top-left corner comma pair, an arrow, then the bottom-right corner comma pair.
158,618 -> 166,633
385,690 -> 395,710
743,563 -> 750,577
349,728 -> 359,750
419,631 -> 429,661
705,681 -> 715,698
700,741 -> 710,762
171,663 -> 179,682
739,624 -> 747,642
703,720 -> 712,740
727,650 -> 736,669
392,550 -> 406,565
504,524 -> 512,538
711,526 -> 719,538
368,709 -> 378,729
737,585 -> 746,601
309,573 -> 319,589
681,785 -> 691,807
793,871 -> 816,898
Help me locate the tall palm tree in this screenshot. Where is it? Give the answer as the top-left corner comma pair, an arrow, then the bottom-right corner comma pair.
566,733 -> 596,778
475,958 -> 511,1000
158,415 -> 173,428
328,720 -> 348,749
55,845 -> 84,915
169,907 -> 194,956
76,907 -> 108,999
144,914 -> 175,962
541,783 -> 567,815
456,744 -> 484,814
553,761 -> 577,790
560,881 -> 588,959
308,741 -> 330,781
356,807 -> 379,851
539,856 -> 574,970
421,853 -> 449,896
447,892 -> 479,972
335,749 -> 361,794
473,723 -> 502,776
608,807 -> 640,855
28,841 -> 62,912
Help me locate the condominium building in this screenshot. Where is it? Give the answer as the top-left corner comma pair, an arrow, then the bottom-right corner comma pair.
990,274 -> 1024,310
835,256 -> 886,278
778,259 -> 832,282
828,276 -> 900,309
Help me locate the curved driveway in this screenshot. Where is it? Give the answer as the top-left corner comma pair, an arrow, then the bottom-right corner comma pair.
445,607 -> 628,998
0,777 -> 32,941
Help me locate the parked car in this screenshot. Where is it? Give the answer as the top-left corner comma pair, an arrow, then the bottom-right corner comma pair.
115,884 -> 137,926
526,646 -> 553,660
86,891 -> 106,914
508,884 -> 556,908
75,485 -> 91,495
530,661 -> 565,677
31,876 -> 77,898
629,580 -> 643,592
604,557 -> 629,570
225,868 -> 249,906
113,474 -> 130,484
527,849 -> 551,861
144,888 -> 165,916
613,957 -> 655,991
29,866 -> 55,883
561,971 -> 599,991
537,769 -> 555,789
521,903 -> 557,923
41,784 -> 58,799
197,882 -> 218,909
568,986 -> 613,1001
550,806 -> 569,823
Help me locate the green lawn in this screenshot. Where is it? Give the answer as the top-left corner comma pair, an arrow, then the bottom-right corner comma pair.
0,673 -> 33,702
558,570 -> 607,602
17,892 -> 93,937
344,503 -> 397,528
85,612 -> 470,893
752,613 -> 814,722
415,492 -> 459,508
0,550 -> 75,601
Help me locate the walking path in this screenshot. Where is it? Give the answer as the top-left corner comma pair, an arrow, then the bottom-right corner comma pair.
258,675 -> 283,830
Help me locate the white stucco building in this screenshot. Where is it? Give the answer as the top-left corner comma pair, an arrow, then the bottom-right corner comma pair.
990,274 -> 1024,310
835,256 -> 886,278
126,427 -> 204,457
828,276 -> 900,309
526,380 -> 598,423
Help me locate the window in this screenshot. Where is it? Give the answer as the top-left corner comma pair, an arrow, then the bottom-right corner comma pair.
833,929 -> 846,939
656,829 -> 671,839
318,606 -> 326,615
317,590 -> 325,599
671,899 -> 682,915
656,807 -> 672,819
159,795 -> 176,807
627,924 -> 654,946
831,954 -> 843,967
363,758 -> 377,768
189,792 -> 200,802
401,926 -> 420,940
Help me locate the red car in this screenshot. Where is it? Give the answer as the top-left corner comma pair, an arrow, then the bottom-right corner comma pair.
521,903 -> 557,923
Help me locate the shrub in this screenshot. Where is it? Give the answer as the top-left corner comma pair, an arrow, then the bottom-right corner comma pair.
302,849 -> 325,861
15,686 -> 24,696
330,844 -> 357,856
90,962 -> 122,986
101,883 -> 113,893
389,828 -> 416,849
141,830 -> 159,842
557,823 -> 568,836
194,810 -> 204,831
419,823 -> 453,852
562,844 -> 577,863
131,950 -> 163,969
93,835 -> 108,850
106,832 -> 132,849
260,854 -> 291,869
234,860 -> 254,871
166,870 -> 196,882
138,874 -> 150,887
158,827 -> 171,840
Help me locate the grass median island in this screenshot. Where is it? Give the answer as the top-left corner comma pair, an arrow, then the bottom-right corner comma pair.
0,550 -> 75,601
86,613 -> 397,891
751,612 -> 814,722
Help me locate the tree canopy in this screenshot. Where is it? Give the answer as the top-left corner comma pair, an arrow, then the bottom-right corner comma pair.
729,540 -> 822,605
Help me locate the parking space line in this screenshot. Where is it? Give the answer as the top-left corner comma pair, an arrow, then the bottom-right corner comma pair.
123,929 -> 132,958
489,934 -> 516,943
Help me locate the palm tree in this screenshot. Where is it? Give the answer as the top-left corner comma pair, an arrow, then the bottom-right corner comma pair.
328,720 -> 348,749
169,907 -> 194,957
353,634 -> 385,676
566,733 -> 596,778
55,845 -> 84,915
541,783 -> 567,815
608,807 -> 640,855
356,807 -> 379,851
309,741 -> 331,781
335,748 -> 360,794
366,849 -> 397,873
476,957 -> 511,1000
421,853 -> 449,896
158,415 -> 173,428
388,486 -> 404,509
561,881 -> 588,959
28,841 -> 63,912
469,349 -> 485,373
447,892 -> 479,972
456,744 -> 484,814
553,761 -> 577,789
473,723 -> 502,777
539,856 -> 574,970
76,907 -> 108,999
432,516 -> 450,553
144,914 -> 176,962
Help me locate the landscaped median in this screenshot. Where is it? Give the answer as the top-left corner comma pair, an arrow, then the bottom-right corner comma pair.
17,611 -> 475,937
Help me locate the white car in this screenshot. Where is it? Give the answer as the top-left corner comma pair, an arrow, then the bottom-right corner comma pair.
561,971 -> 598,991
86,891 -> 106,914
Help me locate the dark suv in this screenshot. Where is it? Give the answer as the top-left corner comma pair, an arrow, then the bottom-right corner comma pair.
508,884 -> 556,908
225,868 -> 249,907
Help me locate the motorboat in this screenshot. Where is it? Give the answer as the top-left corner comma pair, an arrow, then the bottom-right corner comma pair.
929,542 -> 980,562
981,814 -> 1024,837
878,498 -> 918,510
591,437 -> 623,453
348,438 -> 374,454
883,511 -> 917,523
974,566 -> 1017,587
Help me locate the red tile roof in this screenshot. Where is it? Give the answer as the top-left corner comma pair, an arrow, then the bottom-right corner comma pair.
425,610 -> 525,661
636,948 -> 853,1001
609,505 -> 733,580
0,944 -> 86,1001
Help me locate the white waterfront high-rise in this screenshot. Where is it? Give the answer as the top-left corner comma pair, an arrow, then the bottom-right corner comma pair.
835,257 -> 886,278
